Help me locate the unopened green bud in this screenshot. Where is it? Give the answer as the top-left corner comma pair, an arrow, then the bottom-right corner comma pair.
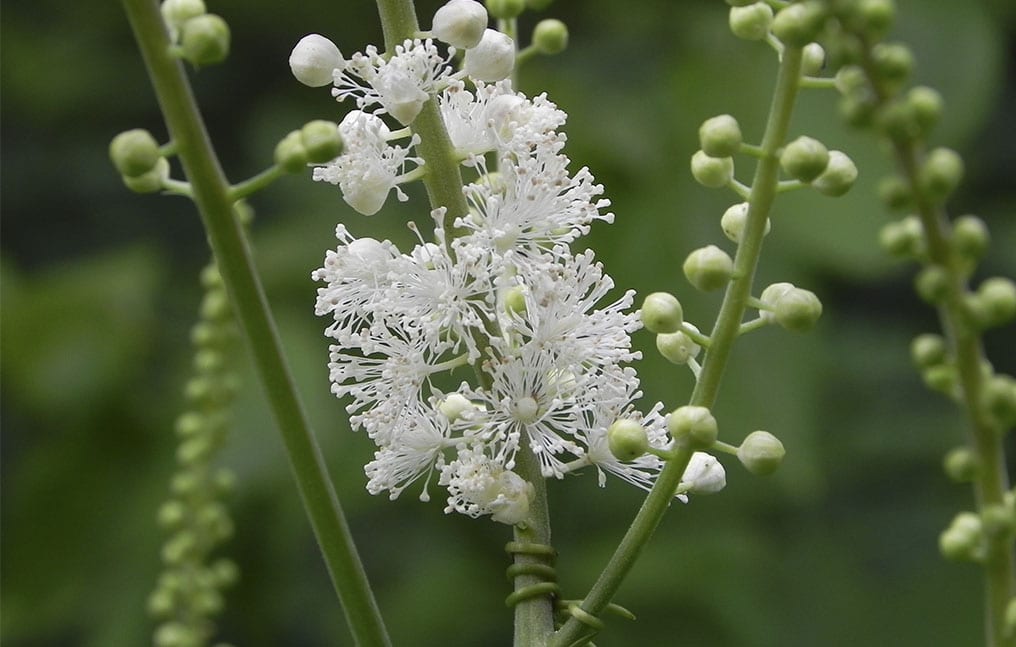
943,446 -> 978,483
919,147 -> 964,202
161,0 -> 206,31
878,176 -> 913,211
274,130 -> 308,174
856,0 -> 895,39
878,216 -> 923,258
914,265 -> 950,304
177,436 -> 212,465
839,93 -> 878,129
179,13 -> 230,66
123,157 -> 170,194
981,504 -> 1015,539
871,42 -> 913,90
1006,599 -> 1016,642
780,136 -> 830,183
971,277 -> 1016,328
485,0 -> 524,19
721,202 -> 770,243
193,348 -> 223,373
175,411 -> 204,437
690,150 -> 734,188
607,419 -> 650,461
503,285 -> 527,316
772,1 -> 826,48
192,588 -> 224,616
154,621 -> 197,647
110,128 -> 162,178
641,292 -> 683,334
910,333 -> 947,368
922,363 -> 957,395
801,42 -> 826,76
773,286 -> 822,332
835,65 -> 868,96
532,19 -> 568,54
939,512 -> 983,561
147,588 -> 175,618
170,472 -> 199,496
667,405 -> 718,448
877,99 -> 921,142
812,150 -> 857,196
213,467 -> 236,494
211,558 -> 240,587
300,120 -> 343,163
982,374 -> 1016,429
729,3 -> 774,41
656,325 -> 702,365
952,215 -> 989,260
908,86 -> 943,135
699,114 -> 743,158
157,500 -> 187,528
683,245 -> 734,292
162,530 -> 197,565
737,430 -> 785,475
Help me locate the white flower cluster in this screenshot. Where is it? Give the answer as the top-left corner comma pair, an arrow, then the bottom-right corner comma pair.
297,1 -> 723,524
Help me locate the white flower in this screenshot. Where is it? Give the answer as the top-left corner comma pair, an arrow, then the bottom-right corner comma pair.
464,29 -> 516,82
289,34 -> 344,87
365,405 -> 455,501
680,452 -> 727,495
432,0 -> 488,49
440,447 -> 534,524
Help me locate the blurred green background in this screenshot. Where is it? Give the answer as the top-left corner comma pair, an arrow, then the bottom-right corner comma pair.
3,0 -> 1015,645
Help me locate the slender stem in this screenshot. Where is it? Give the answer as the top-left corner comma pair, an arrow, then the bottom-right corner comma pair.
119,2 -> 390,645
512,436 -> 556,647
551,45 -> 806,647
229,165 -> 286,201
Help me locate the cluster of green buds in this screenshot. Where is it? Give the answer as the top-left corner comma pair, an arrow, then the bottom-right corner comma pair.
109,128 -> 170,194
149,262 -> 240,647
274,120 -> 345,174
161,0 -> 230,67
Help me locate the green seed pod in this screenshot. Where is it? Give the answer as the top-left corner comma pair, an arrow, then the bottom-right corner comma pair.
640,292 -> 683,334
656,327 -> 701,365
737,430 -> 785,476
667,405 -> 718,448
780,136 -> 830,183
683,245 -> 735,292
300,120 -> 344,163
914,265 -> 950,304
607,419 -> 650,461
982,374 -> 1016,429
773,286 -> 823,332
942,446 -> 978,483
910,333 -> 947,368
729,3 -> 774,41
699,114 -> 743,158
485,0 -> 524,19
123,157 -> 170,194
690,150 -> 734,188
919,147 -> 964,203
179,14 -> 231,67
772,1 -> 826,48
110,128 -> 162,178
532,19 -> 568,54
812,150 -> 857,197
951,214 -> 989,261
274,130 -> 309,174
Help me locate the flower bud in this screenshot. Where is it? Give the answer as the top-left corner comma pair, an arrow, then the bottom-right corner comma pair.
123,157 -> 170,194
877,175 -> 912,211
110,129 -> 162,178
871,42 -> 913,90
179,13 -> 230,66
690,150 -> 734,188
951,214 -> 989,261
982,374 -> 1016,429
878,216 -> 923,258
485,0 -> 524,20
721,202 -> 771,244
910,333 -> 947,369
656,325 -> 702,365
683,245 -> 734,292
801,42 -> 826,76
839,93 -> 878,129
811,150 -> 857,197
640,292 -> 683,334
835,65 -> 867,96
532,19 -> 568,54
157,500 -> 187,529
274,130 -> 308,174
607,419 -> 650,462
699,114 -> 743,158
971,277 -> 1016,328
942,446 -> 978,483
300,120 -> 344,163
737,430 -> 786,475
667,406 -> 718,449
855,0 -> 895,40
464,29 -> 515,81
289,34 -> 343,87
728,3 -> 774,41
918,147 -> 964,202
772,286 -> 822,332
922,364 -> 956,395
914,265 -> 949,305
433,0 -> 488,49
772,1 -> 826,48
907,86 -> 943,135
780,136 -> 829,183
940,512 -> 983,562
161,0 -> 206,33
681,452 -> 726,494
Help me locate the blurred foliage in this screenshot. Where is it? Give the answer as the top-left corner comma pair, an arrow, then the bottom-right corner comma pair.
2,0 -> 1015,645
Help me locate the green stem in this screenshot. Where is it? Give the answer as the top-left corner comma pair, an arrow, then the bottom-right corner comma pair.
119,2 -> 390,645
551,45 -> 806,647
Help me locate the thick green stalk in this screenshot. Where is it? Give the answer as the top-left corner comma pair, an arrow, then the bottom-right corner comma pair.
551,46 -> 806,647
119,2 -> 390,645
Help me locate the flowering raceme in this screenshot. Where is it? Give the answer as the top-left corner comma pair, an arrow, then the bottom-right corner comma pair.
296,17 -> 724,523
